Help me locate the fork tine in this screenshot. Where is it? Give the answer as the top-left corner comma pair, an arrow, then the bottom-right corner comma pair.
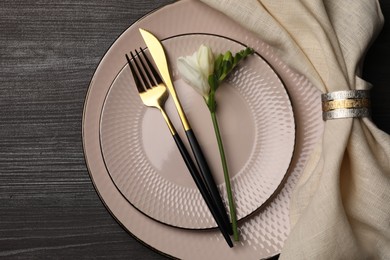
126,53 -> 144,93
131,50 -> 153,90
135,49 -> 157,88
139,47 -> 163,85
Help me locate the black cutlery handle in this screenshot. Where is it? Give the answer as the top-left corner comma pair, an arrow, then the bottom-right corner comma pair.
185,129 -> 233,235
172,133 -> 233,248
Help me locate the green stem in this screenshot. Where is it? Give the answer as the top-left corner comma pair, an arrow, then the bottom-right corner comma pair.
210,111 -> 239,241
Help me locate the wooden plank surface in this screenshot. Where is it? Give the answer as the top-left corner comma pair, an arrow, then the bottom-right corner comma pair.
0,0 -> 388,259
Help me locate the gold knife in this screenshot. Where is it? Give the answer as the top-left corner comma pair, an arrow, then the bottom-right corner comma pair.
139,28 -> 234,241
139,29 -> 190,131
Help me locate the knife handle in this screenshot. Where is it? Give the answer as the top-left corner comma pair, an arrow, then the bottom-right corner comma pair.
185,129 -> 233,235
172,133 -> 233,247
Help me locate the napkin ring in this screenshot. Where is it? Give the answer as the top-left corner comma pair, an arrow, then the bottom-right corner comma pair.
321,90 -> 370,120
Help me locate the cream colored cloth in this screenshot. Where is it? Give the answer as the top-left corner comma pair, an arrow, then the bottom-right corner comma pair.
200,0 -> 390,259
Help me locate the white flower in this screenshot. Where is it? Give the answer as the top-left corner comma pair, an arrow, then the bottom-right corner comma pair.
177,44 -> 214,100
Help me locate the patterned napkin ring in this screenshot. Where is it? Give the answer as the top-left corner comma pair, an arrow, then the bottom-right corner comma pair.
321,90 -> 370,120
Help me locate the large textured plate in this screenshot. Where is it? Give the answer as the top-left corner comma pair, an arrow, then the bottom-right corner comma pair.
100,33 -> 295,229
82,0 -> 324,259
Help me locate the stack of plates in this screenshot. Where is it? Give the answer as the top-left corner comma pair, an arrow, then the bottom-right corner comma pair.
82,0 -> 324,259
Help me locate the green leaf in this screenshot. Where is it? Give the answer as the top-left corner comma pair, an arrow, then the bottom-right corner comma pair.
233,52 -> 243,67
219,51 -> 232,81
207,89 -> 217,112
208,74 -> 218,92
214,54 -> 223,79
222,50 -> 233,62
213,48 -> 254,80
237,48 -> 254,64
241,47 -> 255,59
208,47 -> 255,105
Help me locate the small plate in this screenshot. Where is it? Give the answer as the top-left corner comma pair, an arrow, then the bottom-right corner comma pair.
99,33 -> 295,229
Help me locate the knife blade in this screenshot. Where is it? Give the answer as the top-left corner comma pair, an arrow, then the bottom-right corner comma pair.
139,29 -> 191,131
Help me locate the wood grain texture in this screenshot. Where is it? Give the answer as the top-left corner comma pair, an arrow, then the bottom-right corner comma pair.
0,1 -> 173,259
0,0 -> 388,259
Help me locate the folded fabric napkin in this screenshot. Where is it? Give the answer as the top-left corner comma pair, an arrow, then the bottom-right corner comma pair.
200,0 -> 390,258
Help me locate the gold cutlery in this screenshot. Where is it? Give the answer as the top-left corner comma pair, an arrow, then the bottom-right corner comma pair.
139,28 -> 234,239
125,48 -> 233,247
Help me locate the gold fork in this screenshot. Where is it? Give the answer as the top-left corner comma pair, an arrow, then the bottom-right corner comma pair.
125,49 -> 233,247
126,49 -> 174,135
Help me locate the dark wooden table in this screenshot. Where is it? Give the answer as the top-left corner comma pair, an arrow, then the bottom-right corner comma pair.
1,1 -> 389,259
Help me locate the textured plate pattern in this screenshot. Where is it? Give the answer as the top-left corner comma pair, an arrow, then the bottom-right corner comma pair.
99,34 -> 295,229
83,0 -> 325,259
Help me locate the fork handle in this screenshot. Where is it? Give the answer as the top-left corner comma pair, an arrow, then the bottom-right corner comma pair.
160,108 -> 233,246
172,133 -> 233,248
185,129 -> 233,235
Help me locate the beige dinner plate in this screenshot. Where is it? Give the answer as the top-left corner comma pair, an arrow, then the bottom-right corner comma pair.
100,33 -> 295,229
83,0 -> 324,259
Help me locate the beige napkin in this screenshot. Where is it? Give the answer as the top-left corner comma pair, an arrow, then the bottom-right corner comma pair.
200,0 -> 390,258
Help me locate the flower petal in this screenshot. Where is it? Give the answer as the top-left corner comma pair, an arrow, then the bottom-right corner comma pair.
197,44 -> 214,78
177,56 -> 209,97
